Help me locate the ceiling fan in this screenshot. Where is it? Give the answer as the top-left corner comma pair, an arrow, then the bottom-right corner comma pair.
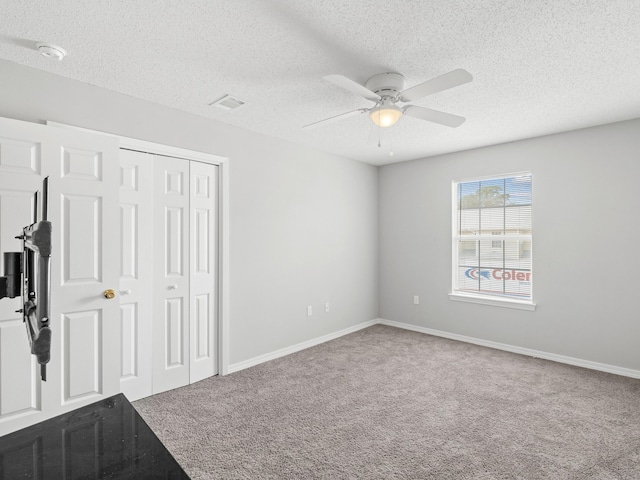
303,69 -> 472,130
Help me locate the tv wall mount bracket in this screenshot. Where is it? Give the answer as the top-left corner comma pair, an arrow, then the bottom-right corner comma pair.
0,177 -> 52,381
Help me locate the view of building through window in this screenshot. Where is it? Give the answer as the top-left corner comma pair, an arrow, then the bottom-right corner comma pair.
453,174 -> 532,300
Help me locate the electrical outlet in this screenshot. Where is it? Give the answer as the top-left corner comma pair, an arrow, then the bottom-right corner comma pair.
307,306 -> 312,316
325,303 -> 330,313
413,295 -> 419,305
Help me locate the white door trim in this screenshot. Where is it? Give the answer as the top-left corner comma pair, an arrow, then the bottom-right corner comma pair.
46,121 -> 231,376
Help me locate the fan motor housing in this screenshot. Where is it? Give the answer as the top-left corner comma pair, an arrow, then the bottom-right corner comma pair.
365,72 -> 406,98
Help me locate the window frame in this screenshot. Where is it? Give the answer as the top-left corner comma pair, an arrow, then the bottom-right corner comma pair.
449,172 -> 536,311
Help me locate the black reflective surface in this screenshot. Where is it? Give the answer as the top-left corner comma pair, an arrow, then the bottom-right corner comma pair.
0,394 -> 190,479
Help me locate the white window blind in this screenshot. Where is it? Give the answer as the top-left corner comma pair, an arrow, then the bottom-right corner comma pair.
452,173 -> 532,302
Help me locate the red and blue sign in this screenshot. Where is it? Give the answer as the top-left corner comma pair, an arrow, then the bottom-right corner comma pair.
465,268 -> 531,282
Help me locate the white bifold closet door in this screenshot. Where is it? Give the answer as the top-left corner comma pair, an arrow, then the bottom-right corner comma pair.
119,150 -> 153,400
119,150 -> 217,400
153,154 -> 191,394
189,161 -> 218,383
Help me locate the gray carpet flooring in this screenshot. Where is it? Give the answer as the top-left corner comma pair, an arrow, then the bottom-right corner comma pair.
133,325 -> 640,479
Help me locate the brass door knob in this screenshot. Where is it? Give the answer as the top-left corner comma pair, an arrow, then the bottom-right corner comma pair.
103,289 -> 116,299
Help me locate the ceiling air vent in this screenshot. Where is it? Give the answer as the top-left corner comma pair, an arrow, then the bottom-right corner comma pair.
209,94 -> 246,111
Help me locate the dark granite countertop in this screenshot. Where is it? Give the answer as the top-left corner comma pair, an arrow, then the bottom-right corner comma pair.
0,394 -> 190,479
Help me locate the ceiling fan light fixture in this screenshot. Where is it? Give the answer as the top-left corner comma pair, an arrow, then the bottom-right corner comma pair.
369,105 -> 402,128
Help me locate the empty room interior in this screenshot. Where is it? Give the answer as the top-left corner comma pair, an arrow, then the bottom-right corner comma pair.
0,1 -> 639,479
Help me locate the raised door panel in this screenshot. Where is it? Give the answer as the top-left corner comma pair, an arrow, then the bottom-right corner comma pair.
165,297 -> 184,367
61,194 -> 102,285
0,189 -> 38,325
119,304 -> 137,378
0,136 -> 41,175
0,321 -> 40,417
189,162 -> 218,383
152,155 -> 189,394
118,150 -> 152,401
120,204 -> 137,279
165,207 -> 184,276
61,311 -> 102,403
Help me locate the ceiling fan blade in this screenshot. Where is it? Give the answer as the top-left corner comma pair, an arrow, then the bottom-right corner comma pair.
403,105 -> 466,128
323,75 -> 380,102
302,108 -> 368,129
399,69 -> 472,102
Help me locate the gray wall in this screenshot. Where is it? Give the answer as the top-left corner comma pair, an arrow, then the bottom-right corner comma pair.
3,58 -> 637,373
379,118 -> 640,371
0,59 -> 378,365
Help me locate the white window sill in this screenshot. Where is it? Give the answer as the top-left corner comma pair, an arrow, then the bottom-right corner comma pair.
449,292 -> 536,311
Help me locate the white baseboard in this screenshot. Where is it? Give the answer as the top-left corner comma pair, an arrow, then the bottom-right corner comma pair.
378,318 -> 640,379
228,317 -> 640,380
227,319 -> 380,374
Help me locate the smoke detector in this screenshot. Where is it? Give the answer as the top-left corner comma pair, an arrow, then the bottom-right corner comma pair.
36,42 -> 67,61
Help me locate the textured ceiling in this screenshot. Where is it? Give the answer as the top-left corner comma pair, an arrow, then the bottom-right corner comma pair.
0,0 -> 639,166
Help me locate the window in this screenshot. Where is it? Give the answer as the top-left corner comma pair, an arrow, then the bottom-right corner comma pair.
451,173 -> 533,309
